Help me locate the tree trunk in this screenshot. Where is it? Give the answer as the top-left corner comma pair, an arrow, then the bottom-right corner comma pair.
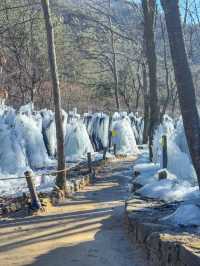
135,86 -> 141,112
160,16 -> 170,122
41,0 -> 66,191
171,90 -> 178,117
161,0 -> 200,189
142,0 -> 159,160
108,0 -> 120,111
142,64 -> 149,144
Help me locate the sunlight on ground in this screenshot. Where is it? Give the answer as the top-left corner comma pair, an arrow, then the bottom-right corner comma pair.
0,184 -> 115,265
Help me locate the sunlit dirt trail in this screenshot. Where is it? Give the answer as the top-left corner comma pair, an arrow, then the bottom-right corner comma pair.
0,159 -> 147,266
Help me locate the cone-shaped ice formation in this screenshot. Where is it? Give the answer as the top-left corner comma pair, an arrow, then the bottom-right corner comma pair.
111,117 -> 139,155
65,120 -> 94,161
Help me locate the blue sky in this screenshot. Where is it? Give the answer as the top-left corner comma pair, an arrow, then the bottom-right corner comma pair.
130,0 -> 186,8
128,0 -> 200,23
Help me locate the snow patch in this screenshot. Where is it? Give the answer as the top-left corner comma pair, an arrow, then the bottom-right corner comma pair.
161,204 -> 200,226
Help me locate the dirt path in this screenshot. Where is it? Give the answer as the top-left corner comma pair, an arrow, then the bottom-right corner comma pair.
0,159 -> 147,266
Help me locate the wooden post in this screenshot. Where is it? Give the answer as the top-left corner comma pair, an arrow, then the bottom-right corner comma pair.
87,152 -> 92,174
162,135 -> 168,169
108,130 -> 112,152
114,144 -> 117,156
103,147 -> 107,160
158,169 -> 167,180
108,114 -> 112,152
24,171 -> 42,210
66,168 -> 69,180
41,0 -> 66,192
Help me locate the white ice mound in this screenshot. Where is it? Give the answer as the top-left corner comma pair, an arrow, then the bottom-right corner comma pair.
86,113 -> 109,151
15,114 -> 50,169
65,121 -> 94,160
174,119 -> 190,155
0,106 -> 16,126
134,163 -> 160,173
137,178 -> 198,202
161,204 -> 200,226
112,118 -> 139,155
41,109 -> 57,157
152,119 -> 197,185
129,113 -> 144,145
167,140 -> 197,184
19,102 -> 34,115
0,123 -> 28,174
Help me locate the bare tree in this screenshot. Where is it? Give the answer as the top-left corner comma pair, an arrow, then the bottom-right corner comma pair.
41,0 -> 66,192
161,0 -> 200,189
142,0 -> 159,160
107,0 -> 120,111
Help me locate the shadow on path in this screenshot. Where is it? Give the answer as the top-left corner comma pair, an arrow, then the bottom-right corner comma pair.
0,160 -> 147,266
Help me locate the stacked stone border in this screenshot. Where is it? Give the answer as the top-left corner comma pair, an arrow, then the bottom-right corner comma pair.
125,196 -> 200,266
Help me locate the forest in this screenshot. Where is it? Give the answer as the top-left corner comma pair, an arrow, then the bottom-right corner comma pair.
1,0 -> 199,113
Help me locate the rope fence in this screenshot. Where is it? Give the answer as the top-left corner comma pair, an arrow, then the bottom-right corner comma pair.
0,168 -> 72,181
0,160 -> 89,182
0,152 -> 100,212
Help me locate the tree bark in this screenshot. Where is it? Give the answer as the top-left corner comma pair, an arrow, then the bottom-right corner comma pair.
142,64 -> 149,144
41,0 -> 66,191
161,0 -> 200,189
142,0 -> 159,160
108,0 -> 120,111
160,16 -> 170,122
